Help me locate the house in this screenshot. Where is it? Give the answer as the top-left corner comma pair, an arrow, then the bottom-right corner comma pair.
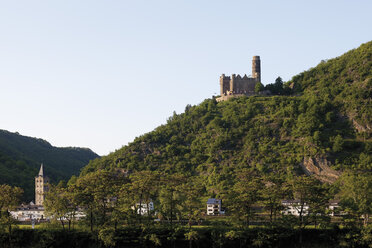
282,199 -> 347,217
207,198 -> 224,216
132,201 -> 154,215
328,200 -> 347,216
281,200 -> 309,216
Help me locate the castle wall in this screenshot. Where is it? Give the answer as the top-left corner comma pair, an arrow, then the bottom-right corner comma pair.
220,75 -> 258,96
218,56 -> 261,99
233,77 -> 257,93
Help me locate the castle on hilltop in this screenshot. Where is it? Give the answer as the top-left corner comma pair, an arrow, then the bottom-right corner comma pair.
216,56 -> 261,102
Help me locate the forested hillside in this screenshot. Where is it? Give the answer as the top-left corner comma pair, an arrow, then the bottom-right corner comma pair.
288,40 -> 371,130
34,41 -> 371,242
0,130 -> 99,201
81,41 -> 371,195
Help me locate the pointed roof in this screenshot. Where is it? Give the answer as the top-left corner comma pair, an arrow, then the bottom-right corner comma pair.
38,164 -> 44,176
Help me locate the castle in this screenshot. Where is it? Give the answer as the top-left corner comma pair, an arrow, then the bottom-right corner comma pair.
35,164 -> 49,205
216,56 -> 261,102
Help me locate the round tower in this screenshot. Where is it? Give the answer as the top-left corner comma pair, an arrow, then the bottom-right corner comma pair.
252,56 -> 261,82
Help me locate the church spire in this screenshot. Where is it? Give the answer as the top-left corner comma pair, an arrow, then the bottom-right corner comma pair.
38,163 -> 44,176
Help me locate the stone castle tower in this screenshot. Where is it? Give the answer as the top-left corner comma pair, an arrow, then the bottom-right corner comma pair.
217,56 -> 261,101
35,164 -> 49,206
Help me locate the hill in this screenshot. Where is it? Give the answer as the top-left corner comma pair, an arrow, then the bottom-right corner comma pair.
0,130 -> 99,201
80,41 -> 372,196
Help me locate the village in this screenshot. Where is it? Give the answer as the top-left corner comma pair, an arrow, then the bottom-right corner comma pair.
10,164 -> 345,225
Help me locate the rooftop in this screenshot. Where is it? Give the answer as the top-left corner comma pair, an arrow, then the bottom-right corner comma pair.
207,198 -> 221,204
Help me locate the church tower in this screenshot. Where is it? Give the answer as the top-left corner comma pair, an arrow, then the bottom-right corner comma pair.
35,164 -> 49,206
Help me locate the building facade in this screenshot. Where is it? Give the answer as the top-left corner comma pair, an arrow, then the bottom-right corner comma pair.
10,202 -> 45,221
133,201 -> 155,215
207,198 -> 224,216
281,200 -> 309,216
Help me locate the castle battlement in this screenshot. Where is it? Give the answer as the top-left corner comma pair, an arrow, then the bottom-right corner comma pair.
217,56 -> 261,102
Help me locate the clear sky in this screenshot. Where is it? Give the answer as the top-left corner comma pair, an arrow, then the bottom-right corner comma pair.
0,0 -> 371,155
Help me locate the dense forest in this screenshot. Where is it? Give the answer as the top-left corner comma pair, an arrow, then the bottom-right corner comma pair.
0,130 -> 99,201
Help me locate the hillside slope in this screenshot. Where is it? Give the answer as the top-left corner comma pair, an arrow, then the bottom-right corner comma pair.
288,40 -> 371,131
0,130 -> 99,201
80,41 -> 372,195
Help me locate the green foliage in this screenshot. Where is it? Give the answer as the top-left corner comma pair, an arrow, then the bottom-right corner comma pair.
265,76 -> 287,95
0,184 -> 23,234
333,134 -> 344,152
44,183 -> 79,230
254,82 -> 264,93
225,169 -> 263,227
0,130 -> 99,201
337,171 -> 372,226
288,41 -> 372,136
1,227 -> 370,248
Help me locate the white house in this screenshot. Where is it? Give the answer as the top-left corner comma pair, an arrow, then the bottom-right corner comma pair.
10,202 -> 46,221
282,199 -> 347,217
281,200 -> 309,216
327,200 -> 347,216
132,201 -> 154,215
207,198 -> 224,216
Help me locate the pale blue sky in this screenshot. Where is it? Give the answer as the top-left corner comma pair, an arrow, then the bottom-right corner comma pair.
0,0 -> 371,155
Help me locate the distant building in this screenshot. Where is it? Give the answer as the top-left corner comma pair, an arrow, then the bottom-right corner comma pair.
133,201 -> 154,215
281,199 -> 347,217
10,202 -> 45,221
327,200 -> 347,216
35,164 -> 49,206
207,198 -> 224,216
281,200 -> 309,216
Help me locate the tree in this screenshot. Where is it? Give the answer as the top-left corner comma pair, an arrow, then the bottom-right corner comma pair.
261,175 -> 289,224
254,82 -> 265,93
0,184 -> 23,235
73,170 -> 125,231
227,169 -> 263,227
158,173 -> 186,228
338,171 -> 371,226
274,77 -> 283,90
44,182 -> 79,230
128,171 -> 160,224
44,183 -> 68,230
290,175 -> 329,244
265,77 -> 284,95
332,134 -> 344,153
179,177 -> 204,228
290,175 -> 328,227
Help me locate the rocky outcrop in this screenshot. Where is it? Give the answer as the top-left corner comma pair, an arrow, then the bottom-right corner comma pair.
301,157 -> 341,183
352,119 -> 371,133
